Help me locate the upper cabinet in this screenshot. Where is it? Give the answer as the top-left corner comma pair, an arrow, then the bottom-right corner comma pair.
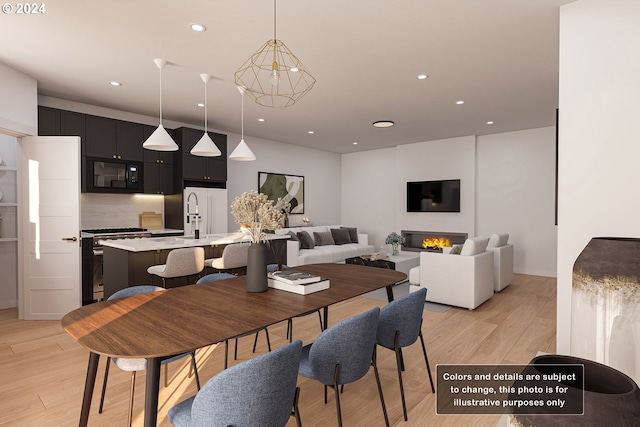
85,115 -> 144,162
173,127 -> 227,185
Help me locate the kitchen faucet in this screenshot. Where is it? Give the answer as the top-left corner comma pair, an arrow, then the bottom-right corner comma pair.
186,192 -> 200,239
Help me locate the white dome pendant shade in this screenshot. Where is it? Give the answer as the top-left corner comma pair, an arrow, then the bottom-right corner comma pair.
191,74 -> 221,157
229,86 -> 256,161
143,58 -> 179,152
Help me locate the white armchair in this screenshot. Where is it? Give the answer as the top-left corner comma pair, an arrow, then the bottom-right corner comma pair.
487,233 -> 514,292
408,237 -> 494,310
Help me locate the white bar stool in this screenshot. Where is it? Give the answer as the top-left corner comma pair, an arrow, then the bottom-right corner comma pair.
148,247 -> 205,287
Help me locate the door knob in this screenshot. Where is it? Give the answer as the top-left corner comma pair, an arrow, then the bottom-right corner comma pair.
62,237 -> 78,241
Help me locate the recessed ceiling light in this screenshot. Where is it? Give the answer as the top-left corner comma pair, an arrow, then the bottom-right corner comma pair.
486,121 -> 494,125
373,120 -> 394,128
197,103 -> 204,107
258,118 -> 265,122
417,74 -> 428,80
108,81 -> 122,86
456,100 -> 465,105
353,142 -> 358,145
190,23 -> 206,32
308,131 -> 315,134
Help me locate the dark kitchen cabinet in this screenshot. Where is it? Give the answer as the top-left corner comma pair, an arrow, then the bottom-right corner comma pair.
173,127 -> 227,184
85,115 -> 144,161
144,161 -> 174,195
38,107 -> 85,141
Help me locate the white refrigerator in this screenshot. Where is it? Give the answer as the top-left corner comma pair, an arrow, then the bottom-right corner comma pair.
183,187 -> 228,236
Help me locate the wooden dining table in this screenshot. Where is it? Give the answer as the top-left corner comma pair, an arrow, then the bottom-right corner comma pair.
61,263 -> 406,427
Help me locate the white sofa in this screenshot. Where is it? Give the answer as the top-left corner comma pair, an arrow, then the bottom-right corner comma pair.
487,232 -> 514,292
408,237 -> 494,310
274,225 -> 374,267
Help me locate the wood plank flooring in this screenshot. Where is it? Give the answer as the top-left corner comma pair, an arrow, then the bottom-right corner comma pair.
0,273 -> 556,427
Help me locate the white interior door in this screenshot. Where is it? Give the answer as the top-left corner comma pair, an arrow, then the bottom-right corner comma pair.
19,136 -> 80,320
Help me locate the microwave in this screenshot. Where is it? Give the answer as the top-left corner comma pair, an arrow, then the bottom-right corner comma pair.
86,158 -> 143,193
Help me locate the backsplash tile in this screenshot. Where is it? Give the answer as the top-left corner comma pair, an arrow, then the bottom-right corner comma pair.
81,193 -> 164,229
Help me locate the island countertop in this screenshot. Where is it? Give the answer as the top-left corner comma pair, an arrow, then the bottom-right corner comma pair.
99,232 -> 288,252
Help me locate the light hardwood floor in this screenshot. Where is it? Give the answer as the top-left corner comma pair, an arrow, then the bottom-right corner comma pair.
0,273 -> 556,427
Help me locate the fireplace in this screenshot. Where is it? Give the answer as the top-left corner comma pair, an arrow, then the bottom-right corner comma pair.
401,230 -> 468,252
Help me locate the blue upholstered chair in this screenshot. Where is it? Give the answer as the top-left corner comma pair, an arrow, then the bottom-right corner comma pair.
196,272 -> 271,368
298,307 -> 389,427
98,285 -> 201,427
377,287 -> 435,421
168,340 -> 303,427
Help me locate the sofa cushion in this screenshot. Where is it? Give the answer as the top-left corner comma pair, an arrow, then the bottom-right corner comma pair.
330,228 -> 352,245
449,244 -> 462,255
314,231 -> 335,246
287,231 -> 299,241
341,226 -> 359,243
487,232 -> 509,248
460,237 -> 489,256
297,231 -> 315,249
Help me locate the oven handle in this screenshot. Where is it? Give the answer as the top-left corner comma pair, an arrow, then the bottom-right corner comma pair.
93,249 -> 104,256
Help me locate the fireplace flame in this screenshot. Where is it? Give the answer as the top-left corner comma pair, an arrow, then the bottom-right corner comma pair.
422,237 -> 451,250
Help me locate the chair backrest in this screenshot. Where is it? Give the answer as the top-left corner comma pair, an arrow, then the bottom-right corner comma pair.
108,285 -> 164,300
196,272 -> 236,284
190,340 -> 302,427
164,247 -> 205,277
377,288 -> 426,349
308,307 -> 380,385
220,243 -> 250,269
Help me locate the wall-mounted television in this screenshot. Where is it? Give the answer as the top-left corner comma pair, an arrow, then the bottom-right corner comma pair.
406,179 -> 461,212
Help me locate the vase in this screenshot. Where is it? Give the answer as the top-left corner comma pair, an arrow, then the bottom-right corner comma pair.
246,242 -> 268,293
507,354 -> 640,427
571,237 -> 640,385
391,243 -> 400,256
284,215 -> 289,228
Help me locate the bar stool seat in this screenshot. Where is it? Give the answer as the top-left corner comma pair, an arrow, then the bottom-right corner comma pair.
148,247 -> 205,287
204,242 -> 250,273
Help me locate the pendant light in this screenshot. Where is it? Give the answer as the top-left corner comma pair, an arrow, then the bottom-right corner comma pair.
143,58 -> 178,151
229,86 -> 256,161
190,73 -> 221,157
234,0 -> 315,108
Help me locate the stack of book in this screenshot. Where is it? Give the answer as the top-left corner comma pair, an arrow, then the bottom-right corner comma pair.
267,269 -> 330,295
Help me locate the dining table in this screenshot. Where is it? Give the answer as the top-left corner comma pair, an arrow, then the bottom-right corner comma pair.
61,263 -> 406,427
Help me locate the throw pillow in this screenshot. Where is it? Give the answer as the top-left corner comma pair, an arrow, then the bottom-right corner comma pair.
460,237 -> 490,256
487,233 -> 509,248
341,226 -> 359,243
287,231 -> 299,241
297,231 -> 315,249
448,244 -> 462,255
314,230 -> 335,246
330,228 -> 352,245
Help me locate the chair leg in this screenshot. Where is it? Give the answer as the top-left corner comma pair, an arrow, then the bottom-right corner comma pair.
292,386 -> 302,427
252,331 -> 260,353
190,351 -> 201,390
164,363 -> 169,388
224,340 -> 229,369
393,333 -> 408,421
127,371 -> 136,427
98,357 -> 111,414
265,327 -> 272,351
317,309 -> 324,331
287,318 -> 293,342
234,337 -> 239,360
372,348 -> 390,427
419,331 -> 436,393
333,364 -> 343,427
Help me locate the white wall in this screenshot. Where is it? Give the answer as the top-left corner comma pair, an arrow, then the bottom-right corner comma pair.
0,62 -> 37,137
557,0 -> 640,355
342,130 -> 557,277
477,127 -> 557,276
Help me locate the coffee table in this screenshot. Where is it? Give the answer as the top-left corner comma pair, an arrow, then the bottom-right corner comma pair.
346,251 -> 420,276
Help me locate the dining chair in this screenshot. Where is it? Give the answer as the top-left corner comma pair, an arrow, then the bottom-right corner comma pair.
147,247 -> 205,287
195,271 -> 271,369
98,285 -> 201,427
377,287 -> 435,421
298,307 -> 389,427
168,340 -> 303,427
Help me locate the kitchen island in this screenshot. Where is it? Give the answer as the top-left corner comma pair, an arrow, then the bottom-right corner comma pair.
101,233 -> 288,297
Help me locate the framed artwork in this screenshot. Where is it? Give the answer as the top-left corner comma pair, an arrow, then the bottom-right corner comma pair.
258,172 -> 304,214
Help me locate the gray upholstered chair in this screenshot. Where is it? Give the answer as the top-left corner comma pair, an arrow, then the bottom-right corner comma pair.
98,285 -> 201,427
195,271 -> 271,369
377,287 -> 435,421
204,242 -> 250,273
147,247 -> 205,287
168,340 -> 303,427
298,307 -> 389,427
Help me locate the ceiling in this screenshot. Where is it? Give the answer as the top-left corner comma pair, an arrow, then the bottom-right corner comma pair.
0,0 -> 573,154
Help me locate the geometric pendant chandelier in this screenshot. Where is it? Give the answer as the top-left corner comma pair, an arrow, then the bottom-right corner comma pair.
234,0 -> 315,108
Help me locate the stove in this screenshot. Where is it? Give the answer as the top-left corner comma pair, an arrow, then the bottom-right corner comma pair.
81,227 -> 152,305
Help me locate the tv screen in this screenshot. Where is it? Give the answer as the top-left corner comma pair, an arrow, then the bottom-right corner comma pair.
406,179 -> 461,212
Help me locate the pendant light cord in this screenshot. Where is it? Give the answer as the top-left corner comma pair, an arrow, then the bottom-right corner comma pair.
273,0 -> 277,40
159,66 -> 163,125
204,79 -> 208,132
241,90 -> 244,139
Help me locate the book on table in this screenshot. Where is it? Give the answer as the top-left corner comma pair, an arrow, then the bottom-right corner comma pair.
267,269 -> 322,285
268,278 -> 330,295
